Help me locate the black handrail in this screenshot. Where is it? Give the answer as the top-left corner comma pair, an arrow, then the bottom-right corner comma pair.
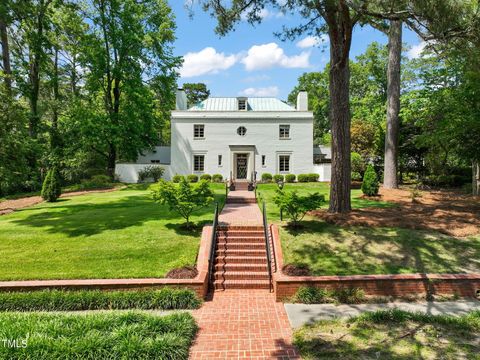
262,201 -> 273,292
208,202 -> 219,286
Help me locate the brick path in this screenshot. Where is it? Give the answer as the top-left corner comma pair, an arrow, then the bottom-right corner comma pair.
190,290 -> 300,359
190,189 -> 300,359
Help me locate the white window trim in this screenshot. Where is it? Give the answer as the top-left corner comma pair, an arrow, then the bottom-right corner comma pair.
192,153 -> 206,173
279,124 -> 291,140
193,124 -> 205,140
276,152 -> 292,174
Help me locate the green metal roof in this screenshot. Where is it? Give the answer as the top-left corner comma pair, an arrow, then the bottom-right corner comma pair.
188,97 -> 295,111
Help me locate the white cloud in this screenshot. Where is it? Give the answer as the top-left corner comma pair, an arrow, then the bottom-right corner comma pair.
407,41 -> 426,59
239,86 -> 279,97
180,47 -> 237,78
241,43 -> 310,71
241,7 -> 283,21
296,35 -> 328,49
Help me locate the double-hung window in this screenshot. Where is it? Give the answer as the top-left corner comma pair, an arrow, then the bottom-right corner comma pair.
279,125 -> 290,139
194,124 -> 204,139
279,155 -> 290,173
193,155 -> 205,172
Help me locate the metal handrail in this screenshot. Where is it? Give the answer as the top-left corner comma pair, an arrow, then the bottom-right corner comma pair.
262,201 -> 273,292
208,202 -> 219,286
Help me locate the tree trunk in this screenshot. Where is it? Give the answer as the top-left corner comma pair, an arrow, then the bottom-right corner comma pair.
473,161 -> 479,196
326,3 -> 353,213
383,20 -> 402,189
107,143 -> 116,179
0,12 -> 12,94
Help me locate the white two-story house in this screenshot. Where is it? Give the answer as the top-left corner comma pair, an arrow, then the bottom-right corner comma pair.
115,90 -> 331,183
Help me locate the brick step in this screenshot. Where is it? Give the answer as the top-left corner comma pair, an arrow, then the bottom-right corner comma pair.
216,236 -> 265,243
215,256 -> 266,264
216,249 -> 266,257
215,263 -> 268,272
216,242 -> 266,250
217,225 -> 264,231
214,279 -> 270,290
226,198 -> 257,204
216,230 -> 265,237
214,271 -> 270,280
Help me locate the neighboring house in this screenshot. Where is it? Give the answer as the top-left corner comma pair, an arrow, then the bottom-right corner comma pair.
115,90 -> 332,183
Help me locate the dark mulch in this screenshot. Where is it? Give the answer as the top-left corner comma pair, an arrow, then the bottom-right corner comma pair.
166,266 -> 198,279
282,264 -> 312,276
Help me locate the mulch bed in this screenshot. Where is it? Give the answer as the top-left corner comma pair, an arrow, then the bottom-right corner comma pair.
166,266 -> 198,279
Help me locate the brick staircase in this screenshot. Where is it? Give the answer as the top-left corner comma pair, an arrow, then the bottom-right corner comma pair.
213,225 -> 271,290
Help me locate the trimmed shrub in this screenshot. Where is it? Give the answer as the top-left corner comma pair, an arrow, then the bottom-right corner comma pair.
138,166 -> 164,183
261,173 -> 273,182
172,175 -> 184,183
297,174 -> 309,183
212,174 -> 223,183
200,174 -> 212,182
273,174 -> 284,183
0,288 -> 202,311
187,174 -> 199,183
41,167 -> 61,202
292,286 -> 366,304
361,164 -> 379,196
308,173 -> 319,182
285,174 -> 296,183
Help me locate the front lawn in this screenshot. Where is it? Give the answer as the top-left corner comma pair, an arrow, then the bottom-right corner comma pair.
281,221 -> 480,275
0,311 -> 197,360
256,183 -> 394,221
294,310 -> 480,359
0,184 -> 225,280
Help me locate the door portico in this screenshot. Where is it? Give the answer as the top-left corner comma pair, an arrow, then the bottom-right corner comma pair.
229,145 -> 256,181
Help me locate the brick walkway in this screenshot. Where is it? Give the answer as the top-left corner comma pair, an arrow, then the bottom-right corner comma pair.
190,290 -> 300,359
190,189 -> 300,359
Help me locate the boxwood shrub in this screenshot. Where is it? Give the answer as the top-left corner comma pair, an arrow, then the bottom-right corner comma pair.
200,174 -> 211,182
308,173 -> 319,182
261,173 -> 273,182
187,174 -> 198,183
212,174 -> 223,183
172,175 -> 184,183
285,174 -> 296,183
273,174 -> 284,183
0,288 -> 202,311
297,174 -> 309,182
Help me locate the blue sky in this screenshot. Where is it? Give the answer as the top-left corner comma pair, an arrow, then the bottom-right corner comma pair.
169,1 -> 426,100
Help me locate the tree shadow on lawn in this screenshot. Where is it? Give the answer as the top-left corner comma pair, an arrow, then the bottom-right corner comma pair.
284,220 -> 480,276
12,194 -> 221,238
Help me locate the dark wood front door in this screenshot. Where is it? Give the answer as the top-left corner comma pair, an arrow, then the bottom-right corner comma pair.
236,154 -> 248,179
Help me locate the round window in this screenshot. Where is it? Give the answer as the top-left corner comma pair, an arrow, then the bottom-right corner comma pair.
237,126 -> 247,136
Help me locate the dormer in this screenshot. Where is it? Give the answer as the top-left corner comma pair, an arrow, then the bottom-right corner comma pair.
237,97 -> 248,111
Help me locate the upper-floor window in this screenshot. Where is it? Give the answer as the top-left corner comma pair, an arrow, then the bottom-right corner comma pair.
279,125 -> 290,139
194,124 -> 204,138
218,155 -> 222,166
238,97 -> 247,111
193,155 -> 205,172
279,155 -> 290,173
262,155 -> 266,167
237,126 -> 247,136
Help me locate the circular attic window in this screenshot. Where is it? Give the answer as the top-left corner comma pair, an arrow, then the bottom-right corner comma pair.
237,126 -> 247,136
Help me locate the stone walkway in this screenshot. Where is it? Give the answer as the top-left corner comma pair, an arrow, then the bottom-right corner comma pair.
191,290 -> 300,359
285,300 -> 480,329
190,189 -> 300,359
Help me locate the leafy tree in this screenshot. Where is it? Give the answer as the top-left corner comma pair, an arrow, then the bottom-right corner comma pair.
351,152 -> 366,181
151,178 -> 214,229
41,167 -> 61,202
182,83 -> 210,107
273,189 -> 325,228
138,166 -> 165,183
361,165 -> 379,197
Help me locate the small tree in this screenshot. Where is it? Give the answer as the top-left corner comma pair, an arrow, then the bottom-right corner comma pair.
151,178 -> 214,229
41,167 -> 62,202
273,189 -> 325,228
138,166 -> 164,183
361,164 -> 380,196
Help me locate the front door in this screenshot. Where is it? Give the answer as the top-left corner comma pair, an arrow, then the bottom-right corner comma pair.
236,154 -> 248,179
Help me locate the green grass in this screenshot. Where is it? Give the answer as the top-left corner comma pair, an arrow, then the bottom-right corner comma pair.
0,183 -> 225,280
0,311 -> 197,359
294,309 -> 480,359
0,288 -> 202,311
256,183 -> 394,221
280,220 -> 480,275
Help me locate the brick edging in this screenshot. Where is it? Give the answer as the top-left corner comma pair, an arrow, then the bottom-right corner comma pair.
270,224 -> 480,301
0,226 -> 213,299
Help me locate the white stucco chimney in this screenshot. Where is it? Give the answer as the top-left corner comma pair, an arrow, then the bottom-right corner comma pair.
296,90 -> 308,111
176,88 -> 187,110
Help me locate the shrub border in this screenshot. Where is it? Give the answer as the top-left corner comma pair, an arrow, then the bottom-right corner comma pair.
0,226 -> 213,299
270,224 -> 480,301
